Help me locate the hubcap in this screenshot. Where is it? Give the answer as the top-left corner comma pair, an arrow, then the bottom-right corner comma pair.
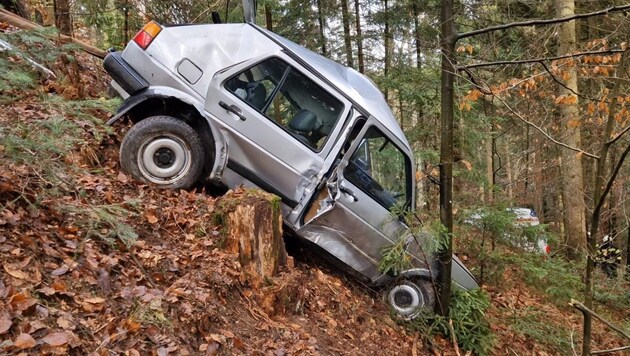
138,135 -> 192,184
388,282 -> 424,318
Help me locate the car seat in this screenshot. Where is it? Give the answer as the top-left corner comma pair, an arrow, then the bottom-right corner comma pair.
246,81 -> 267,110
288,109 -> 322,147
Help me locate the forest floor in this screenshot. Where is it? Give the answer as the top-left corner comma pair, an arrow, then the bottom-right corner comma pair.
0,26 -> 629,355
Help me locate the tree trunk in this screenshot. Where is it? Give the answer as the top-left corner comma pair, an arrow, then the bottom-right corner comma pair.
0,0 -> 28,18
316,0 -> 327,56
265,4 -> 273,31
437,0 -> 456,317
221,189 -> 287,286
383,0 -> 392,102
556,0 -> 586,260
53,0 -> 72,36
412,0 -> 421,68
340,0 -> 353,68
354,0 -> 364,73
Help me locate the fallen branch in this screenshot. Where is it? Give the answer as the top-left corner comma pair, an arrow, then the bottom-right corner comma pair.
591,345 -> 630,355
0,9 -> 106,59
570,299 -> 630,341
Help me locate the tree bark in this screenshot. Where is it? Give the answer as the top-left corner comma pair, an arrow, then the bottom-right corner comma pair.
221,189 -> 287,286
412,0 -> 421,68
354,0 -> 364,73
437,0 -> 456,317
316,0 -> 327,56
53,0 -> 72,36
340,0 -> 353,68
556,0 -> 586,261
383,0 -> 392,102
0,0 -> 28,18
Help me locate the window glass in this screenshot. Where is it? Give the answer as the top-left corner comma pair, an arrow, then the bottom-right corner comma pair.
344,127 -> 410,210
224,58 -> 344,150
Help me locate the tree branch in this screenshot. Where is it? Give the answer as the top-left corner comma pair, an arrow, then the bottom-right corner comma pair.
593,141 -> 630,216
570,300 -> 630,340
493,96 -> 599,159
458,5 -> 630,40
459,49 -> 625,70
592,345 -> 630,355
538,61 -> 605,104
607,124 -> 630,145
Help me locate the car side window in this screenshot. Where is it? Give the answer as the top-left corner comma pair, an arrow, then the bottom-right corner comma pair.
344,126 -> 411,211
224,57 -> 344,151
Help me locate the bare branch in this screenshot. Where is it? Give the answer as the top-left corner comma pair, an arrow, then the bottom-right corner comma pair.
593,141 -> 630,217
459,49 -> 625,70
607,124 -> 630,145
458,5 -> 630,40
571,300 -> 630,340
538,61 -> 606,104
592,345 -> 630,355
492,96 -> 599,159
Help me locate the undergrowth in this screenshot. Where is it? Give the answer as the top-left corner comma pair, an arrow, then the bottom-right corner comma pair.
1,28 -> 133,248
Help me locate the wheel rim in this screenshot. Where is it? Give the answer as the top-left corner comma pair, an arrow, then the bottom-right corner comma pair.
137,134 -> 192,185
388,281 -> 425,318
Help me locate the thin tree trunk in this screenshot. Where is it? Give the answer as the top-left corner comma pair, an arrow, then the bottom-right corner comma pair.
437,0 -> 456,317
265,4 -> 273,31
556,0 -> 586,260
354,0 -> 364,73
412,0 -> 421,68
340,0 -> 353,67
53,0 -> 72,36
0,0 -> 28,18
316,0 -> 327,56
383,0 -> 392,102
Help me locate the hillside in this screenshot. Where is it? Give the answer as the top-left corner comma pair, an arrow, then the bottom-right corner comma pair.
1,26 -> 629,355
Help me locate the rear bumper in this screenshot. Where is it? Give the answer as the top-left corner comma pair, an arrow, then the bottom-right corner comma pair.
103,51 -> 149,95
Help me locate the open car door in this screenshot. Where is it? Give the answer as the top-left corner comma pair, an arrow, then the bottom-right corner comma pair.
296,117 -> 417,283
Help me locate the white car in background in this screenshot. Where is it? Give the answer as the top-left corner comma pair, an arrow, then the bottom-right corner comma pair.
465,207 -> 550,254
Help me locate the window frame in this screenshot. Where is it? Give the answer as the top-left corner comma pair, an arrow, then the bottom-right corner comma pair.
222,56 -> 345,153
343,125 -> 413,212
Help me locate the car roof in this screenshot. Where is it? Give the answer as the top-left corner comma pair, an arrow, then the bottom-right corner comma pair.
252,25 -> 410,151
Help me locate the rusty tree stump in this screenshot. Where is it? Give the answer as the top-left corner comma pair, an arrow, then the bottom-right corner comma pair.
218,188 -> 287,285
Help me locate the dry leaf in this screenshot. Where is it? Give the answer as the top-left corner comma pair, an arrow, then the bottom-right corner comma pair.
51,265 -> 70,276
3,265 -> 30,280
460,160 -> 472,171
145,212 -> 158,224
0,317 -> 12,334
15,333 -> 36,349
42,332 -> 69,347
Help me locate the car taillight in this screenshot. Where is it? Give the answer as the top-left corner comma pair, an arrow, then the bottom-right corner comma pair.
133,21 -> 162,50
545,245 -> 551,254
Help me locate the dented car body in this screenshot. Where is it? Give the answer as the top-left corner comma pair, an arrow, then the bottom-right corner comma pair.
105,21 -> 477,317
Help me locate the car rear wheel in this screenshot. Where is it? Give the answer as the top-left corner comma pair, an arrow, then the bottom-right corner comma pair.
386,278 -> 435,319
120,116 -> 205,189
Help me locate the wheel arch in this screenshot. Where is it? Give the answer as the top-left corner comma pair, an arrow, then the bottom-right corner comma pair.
108,87 -> 228,182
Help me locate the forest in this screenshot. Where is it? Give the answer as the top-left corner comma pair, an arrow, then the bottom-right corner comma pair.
0,0 -> 629,354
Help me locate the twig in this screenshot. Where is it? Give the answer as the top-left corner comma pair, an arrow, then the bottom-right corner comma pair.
570,300 -> 630,340
458,5 -> 630,40
607,124 -> 630,145
592,345 -> 630,355
539,61 -> 605,104
459,49 -> 626,70
493,96 -> 599,159
128,248 -> 157,288
447,319 -> 461,356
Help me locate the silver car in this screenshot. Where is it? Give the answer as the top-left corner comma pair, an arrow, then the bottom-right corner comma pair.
104,20 -> 478,318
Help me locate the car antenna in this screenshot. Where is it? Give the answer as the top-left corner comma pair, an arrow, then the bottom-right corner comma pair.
211,11 -> 222,24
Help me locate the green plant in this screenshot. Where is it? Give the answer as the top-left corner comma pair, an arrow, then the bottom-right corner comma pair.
404,287 -> 494,355
506,308 -> 572,353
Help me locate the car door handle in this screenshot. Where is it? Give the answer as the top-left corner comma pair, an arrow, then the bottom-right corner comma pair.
219,101 -> 246,121
339,186 -> 358,202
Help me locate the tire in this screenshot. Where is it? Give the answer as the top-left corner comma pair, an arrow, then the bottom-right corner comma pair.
386,278 -> 436,319
120,116 -> 205,189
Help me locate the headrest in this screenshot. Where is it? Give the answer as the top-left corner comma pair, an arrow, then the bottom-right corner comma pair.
289,110 -> 321,133
246,81 -> 267,109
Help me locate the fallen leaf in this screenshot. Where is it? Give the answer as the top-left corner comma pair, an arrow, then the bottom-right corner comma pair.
42,332 -> 68,346
3,265 -> 29,280
0,317 -> 12,334
51,265 -> 70,276
15,333 -> 36,349
145,212 -> 158,224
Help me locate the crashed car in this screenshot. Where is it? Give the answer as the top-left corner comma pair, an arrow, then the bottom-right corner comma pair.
104,20 -> 478,318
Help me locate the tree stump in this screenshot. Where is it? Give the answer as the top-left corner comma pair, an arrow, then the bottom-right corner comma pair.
219,188 -> 287,285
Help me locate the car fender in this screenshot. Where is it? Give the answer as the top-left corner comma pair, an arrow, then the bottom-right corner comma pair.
107,86 -> 229,182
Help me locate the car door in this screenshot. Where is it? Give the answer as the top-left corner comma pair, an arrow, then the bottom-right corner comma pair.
204,54 -> 350,208
296,117 -> 414,282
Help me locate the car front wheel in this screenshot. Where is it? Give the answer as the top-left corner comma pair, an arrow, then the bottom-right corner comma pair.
386,277 -> 435,319
120,116 -> 205,189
